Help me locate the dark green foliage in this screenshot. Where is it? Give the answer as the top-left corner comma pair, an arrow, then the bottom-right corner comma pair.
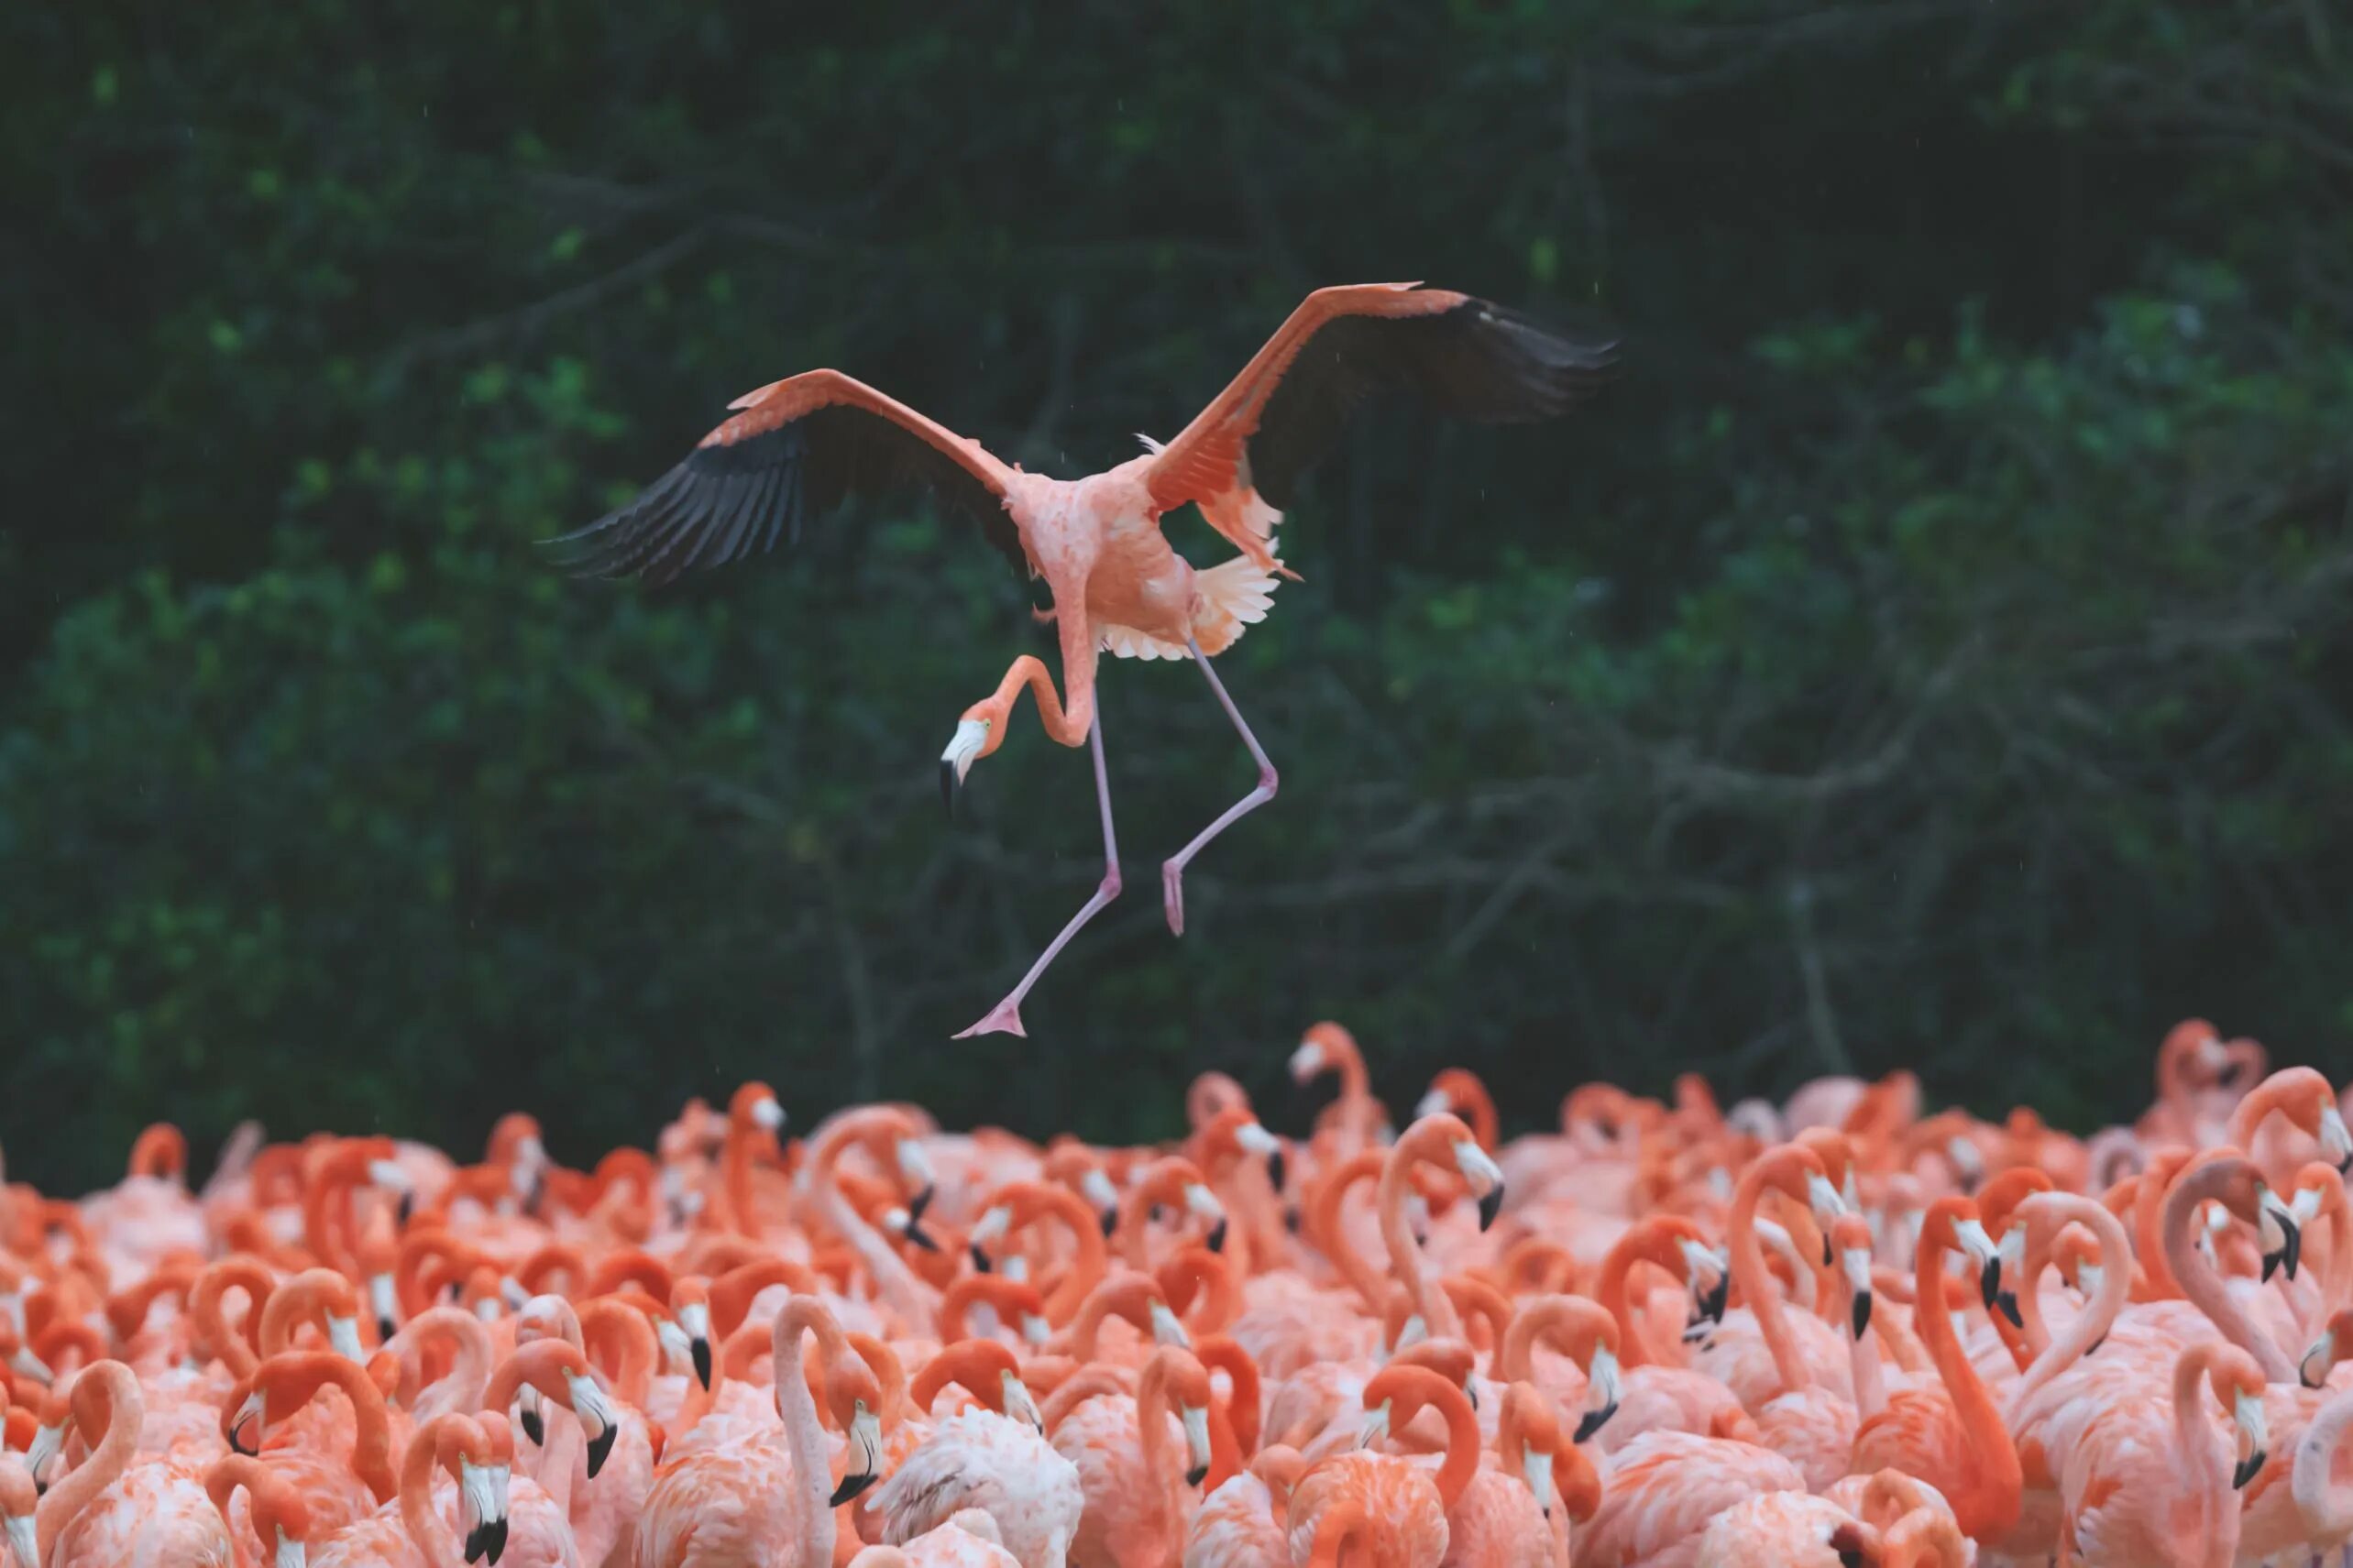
4,3 -> 2349,1188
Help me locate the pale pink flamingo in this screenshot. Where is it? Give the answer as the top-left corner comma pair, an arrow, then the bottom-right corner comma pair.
870,1342 -> 1080,1568
628,1299 -> 880,1568
1182,1445 -> 1303,1568
804,1108 -> 940,1332
2226,1065 -> 2352,1190
1051,1344 -> 1215,1568
1570,1430 -> 1803,1568
294,1411 -> 510,1568
1439,1382 -> 1596,1568
553,288 -> 1611,1037
42,1360 -> 236,1567
851,1512 -> 1022,1568
2157,1151 -> 2304,1383
2048,1341 -> 2266,1568
1290,1024 -> 1389,1163
1688,1490 -> 1871,1568
1380,1114 -> 1506,1345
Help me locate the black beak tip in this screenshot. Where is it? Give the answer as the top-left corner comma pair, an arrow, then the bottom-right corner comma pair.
2338,1152 -> 2352,1177
520,1408 -> 544,1447
691,1339 -> 713,1390
1099,1207 -> 1119,1238
1979,1258 -> 2002,1311
2283,1218 -> 2304,1280
969,1243 -> 993,1274
1477,1187 -> 1503,1233
1267,1148 -> 1287,1194
1206,1217 -> 1228,1254
587,1423 -> 618,1478
1184,1464 -> 1209,1488
905,1221 -> 940,1254
907,1186 -> 935,1225
831,1470 -> 878,1508
1820,1236 -> 1833,1268
1701,1276 -> 1730,1324
230,1421 -> 258,1457
1997,1290 -> 2024,1331
1573,1403 -> 1615,1444
1283,1206 -> 1302,1234
378,1315 -> 398,1343
465,1526 -> 486,1564
33,1478 -> 47,1498
2235,1451 -> 2264,1490
1852,1293 -> 1873,1340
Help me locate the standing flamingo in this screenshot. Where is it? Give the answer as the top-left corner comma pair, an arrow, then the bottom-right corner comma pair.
2049,1341 -> 2267,1568
1051,1344 -> 1215,1568
551,285 -> 1614,1036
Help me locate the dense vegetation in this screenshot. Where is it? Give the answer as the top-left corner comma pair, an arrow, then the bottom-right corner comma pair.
5,3 -> 2349,1189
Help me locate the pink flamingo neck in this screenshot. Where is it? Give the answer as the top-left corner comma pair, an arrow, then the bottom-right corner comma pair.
1377,1130 -> 1463,1341
775,1305 -> 840,1568
808,1115 -> 933,1332
2293,1386 -> 2353,1539
1910,1223 -> 2021,1541
1727,1153 -> 1811,1395
2006,1199 -> 2131,1423
35,1362 -> 140,1562
2161,1163 -> 2296,1383
398,1417 -> 471,1568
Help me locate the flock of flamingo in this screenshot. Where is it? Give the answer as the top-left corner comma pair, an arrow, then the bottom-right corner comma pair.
0,1020 -> 2348,1567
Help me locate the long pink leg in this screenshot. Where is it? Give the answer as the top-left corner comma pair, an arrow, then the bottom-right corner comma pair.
955,713 -> 1121,1038
1160,636 -> 1278,937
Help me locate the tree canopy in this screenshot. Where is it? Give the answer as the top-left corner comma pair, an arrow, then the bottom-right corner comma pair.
5,2 -> 2349,1188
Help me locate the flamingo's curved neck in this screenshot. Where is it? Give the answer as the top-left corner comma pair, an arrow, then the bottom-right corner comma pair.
1377,1140 -> 1462,1340
1727,1168 -> 1809,1396
36,1365 -> 139,1561
809,1124 -> 931,1332
1911,1229 -> 2020,1541
2161,1173 -> 2295,1383
1311,1167 -> 1389,1316
2006,1206 -> 2130,1425
1593,1231 -> 1677,1370
775,1315 -> 838,1568
398,1429 -> 465,1568
1427,1389 -> 1479,1509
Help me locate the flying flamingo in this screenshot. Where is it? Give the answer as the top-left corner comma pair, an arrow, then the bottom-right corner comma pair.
551,284 -> 1614,1036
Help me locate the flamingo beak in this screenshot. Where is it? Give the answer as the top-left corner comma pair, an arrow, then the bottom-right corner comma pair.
969,1243 -> 993,1274
2232,1390 -> 2267,1490
1268,1146 -> 1286,1194
1852,1289 -> 1873,1341
830,1409 -> 883,1507
1206,1217 -> 1228,1254
1477,1186 -> 1504,1233
1181,1404 -> 1212,1487
940,719 -> 989,818
586,1421 -> 617,1479
2301,1329 -> 2337,1391
691,1337 -> 713,1390
2259,1190 -> 2303,1283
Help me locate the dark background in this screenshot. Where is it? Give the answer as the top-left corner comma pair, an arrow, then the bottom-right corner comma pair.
5,3 -> 2349,1190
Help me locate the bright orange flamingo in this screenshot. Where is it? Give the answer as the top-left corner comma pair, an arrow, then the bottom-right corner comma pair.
552,284 -> 1614,1036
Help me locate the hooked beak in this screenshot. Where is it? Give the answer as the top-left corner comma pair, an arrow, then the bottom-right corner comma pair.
830,1409 -> 884,1507
464,1518 -> 510,1564
691,1336 -> 713,1390
969,1242 -> 993,1274
1852,1289 -> 1874,1341
1205,1216 -> 1228,1254
1098,1206 -> 1119,1238
2232,1390 -> 2267,1490
1181,1403 -> 1212,1487
940,718 -> 989,818
906,1183 -> 935,1228
1477,1184 -> 1504,1233
1576,1345 -> 1621,1442
585,1421 -> 617,1479
519,1402 -> 544,1448
1695,1271 -> 1730,1326
2260,1194 -> 2303,1283
230,1409 -> 261,1456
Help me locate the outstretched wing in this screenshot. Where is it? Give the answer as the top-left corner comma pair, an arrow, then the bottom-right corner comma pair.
1144,282 -> 1616,521
548,369 -> 1027,588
